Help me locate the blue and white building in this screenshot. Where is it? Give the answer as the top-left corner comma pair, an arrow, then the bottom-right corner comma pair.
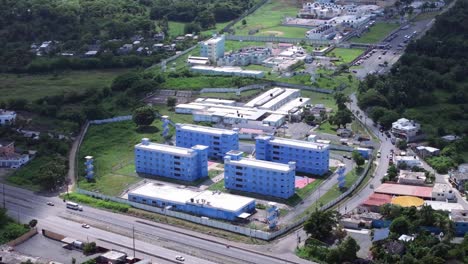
200,34 -> 225,63
176,124 -> 239,160
255,136 -> 329,176
224,151 -> 296,199
0,109 -> 16,126
135,138 -> 208,181
128,183 -> 256,221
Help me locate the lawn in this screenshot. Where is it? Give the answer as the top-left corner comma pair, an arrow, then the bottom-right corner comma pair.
7,157 -> 47,192
296,167 -> 362,219
168,21 -> 186,37
328,48 -> 365,65
351,22 -> 400,43
208,179 -> 226,191
287,178 -> 325,205
200,89 -> 262,100
231,0 -> 303,38
0,69 -> 127,102
317,121 -> 337,135
412,11 -> 440,22
300,90 -> 337,110
77,120 -> 166,196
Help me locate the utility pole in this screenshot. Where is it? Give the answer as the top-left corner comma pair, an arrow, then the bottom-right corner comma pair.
132,225 -> 136,258
2,184 -> 5,209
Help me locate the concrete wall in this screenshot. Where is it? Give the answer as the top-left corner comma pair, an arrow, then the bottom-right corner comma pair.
6,228 -> 38,247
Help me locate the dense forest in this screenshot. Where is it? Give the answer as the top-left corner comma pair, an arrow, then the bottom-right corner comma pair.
0,0 -> 256,72
358,0 -> 468,169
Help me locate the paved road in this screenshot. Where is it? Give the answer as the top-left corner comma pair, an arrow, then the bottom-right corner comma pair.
353,18 -> 439,79
0,184 -> 310,264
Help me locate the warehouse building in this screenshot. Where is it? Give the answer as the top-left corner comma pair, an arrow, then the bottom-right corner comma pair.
128,183 -> 256,221
135,138 -> 208,181
176,124 -> 239,160
255,136 -> 330,176
224,150 -> 296,199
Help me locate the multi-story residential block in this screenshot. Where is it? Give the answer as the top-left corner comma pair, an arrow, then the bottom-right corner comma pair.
217,47 -> 272,66
391,118 -> 421,139
200,35 -> 225,63
0,110 -> 16,126
398,170 -> 426,185
135,138 -> 208,181
176,124 -> 239,160
255,136 -> 329,176
306,24 -> 337,40
224,150 -> 296,199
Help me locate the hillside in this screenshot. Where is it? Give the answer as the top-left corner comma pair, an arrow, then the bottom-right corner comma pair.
357,0 -> 468,169
0,0 -> 256,72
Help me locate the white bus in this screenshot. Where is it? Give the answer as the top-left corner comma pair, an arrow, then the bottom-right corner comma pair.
66,201 -> 83,211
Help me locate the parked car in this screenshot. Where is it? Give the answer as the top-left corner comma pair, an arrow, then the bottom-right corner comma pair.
175,256 -> 185,262
81,224 -> 90,229
47,202 -> 54,206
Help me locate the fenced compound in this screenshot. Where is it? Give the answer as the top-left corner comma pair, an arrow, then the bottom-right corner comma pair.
225,35 -> 333,45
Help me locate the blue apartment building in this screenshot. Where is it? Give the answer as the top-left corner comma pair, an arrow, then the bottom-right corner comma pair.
176,124 -> 239,160
135,138 -> 208,181
255,136 -> 330,176
224,150 -> 296,199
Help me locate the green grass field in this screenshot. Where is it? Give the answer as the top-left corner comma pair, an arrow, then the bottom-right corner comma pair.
0,69 -> 127,102
168,21 -> 186,37
317,121 -> 337,135
328,48 -> 365,65
78,120 -> 166,196
231,0 -> 305,38
351,22 -> 400,43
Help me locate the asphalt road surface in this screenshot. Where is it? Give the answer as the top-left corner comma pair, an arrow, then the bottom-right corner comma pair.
0,184 -> 311,264
353,18 -> 438,79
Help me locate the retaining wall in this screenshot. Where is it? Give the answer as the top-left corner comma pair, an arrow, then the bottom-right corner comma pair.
7,228 -> 38,247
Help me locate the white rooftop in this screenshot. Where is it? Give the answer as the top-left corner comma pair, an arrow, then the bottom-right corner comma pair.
196,98 -> 236,105
425,201 -> 463,212
175,104 -> 207,110
275,97 -> 310,114
245,87 -> 285,108
191,190 -> 255,212
135,141 -> 196,157
268,137 -> 329,151
263,114 -> 285,123
177,123 -> 237,136
191,65 -> 263,75
129,183 -> 196,205
260,89 -> 300,110
129,183 -> 255,213
226,157 -> 295,172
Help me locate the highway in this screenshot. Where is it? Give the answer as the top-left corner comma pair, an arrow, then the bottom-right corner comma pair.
353,18 -> 438,79
0,184 -> 310,264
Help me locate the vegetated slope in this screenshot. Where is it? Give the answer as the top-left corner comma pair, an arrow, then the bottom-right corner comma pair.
0,0 -> 256,71
357,0 -> 468,169
359,0 -> 468,134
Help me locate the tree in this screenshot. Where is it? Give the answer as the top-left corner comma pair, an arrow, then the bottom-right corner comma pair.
111,72 -> 141,91
167,97 -> 177,108
390,216 -> 410,235
352,151 -> 365,167
397,139 -> 407,150
330,108 -> 352,128
242,19 -> 247,26
29,219 -> 37,228
132,106 -> 156,127
333,92 -> 349,110
304,209 -> 339,241
387,165 -> 398,181
340,237 -> 360,262
83,242 -> 97,254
